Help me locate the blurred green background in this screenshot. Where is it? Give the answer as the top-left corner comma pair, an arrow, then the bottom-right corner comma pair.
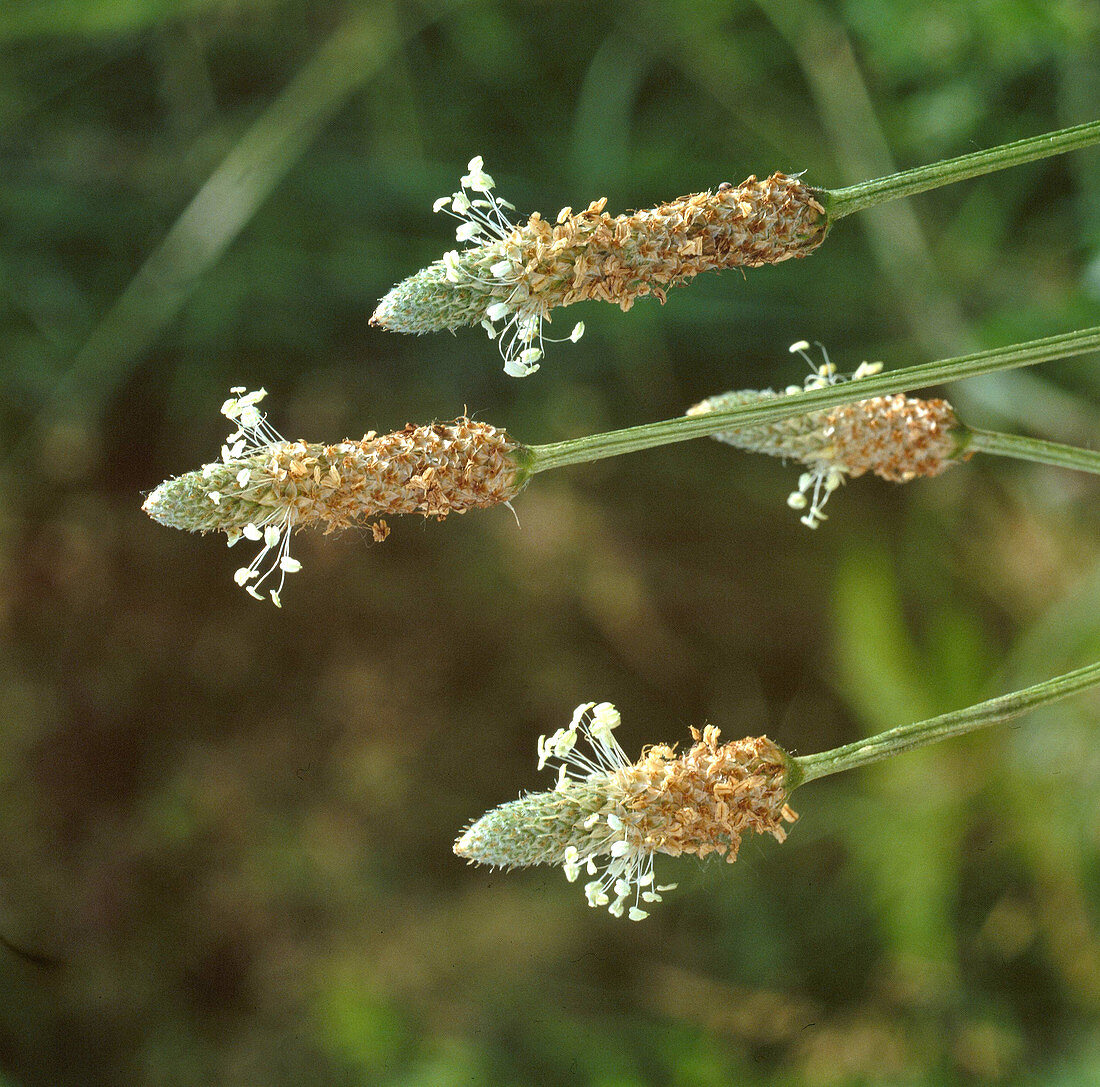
2,1 -> 1100,1083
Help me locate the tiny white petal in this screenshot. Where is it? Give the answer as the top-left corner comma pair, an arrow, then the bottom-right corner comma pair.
628,907 -> 649,922
443,250 -> 463,283
592,702 -> 620,731
519,347 -> 542,366
455,221 -> 481,243
279,556 -> 302,574
609,841 -> 630,858
264,525 -> 281,548
486,301 -> 511,322
462,160 -> 495,192
233,568 -> 253,586
552,729 -> 577,758
489,260 -> 514,279
481,319 -> 498,340
451,191 -> 471,214
236,468 -> 251,488
562,846 -> 580,882
854,360 -> 883,379
243,523 -> 263,541
503,357 -> 536,378
208,491 -> 221,505
570,703 -> 595,728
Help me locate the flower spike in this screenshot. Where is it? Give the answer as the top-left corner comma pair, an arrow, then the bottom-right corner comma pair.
688,342 -> 971,527
371,159 -> 827,376
143,389 -> 529,604
455,703 -> 797,919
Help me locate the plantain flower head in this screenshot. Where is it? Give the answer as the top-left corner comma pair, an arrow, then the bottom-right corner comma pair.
454,702 -> 797,920
688,341 -> 970,528
143,388 -> 528,605
371,158 -> 827,377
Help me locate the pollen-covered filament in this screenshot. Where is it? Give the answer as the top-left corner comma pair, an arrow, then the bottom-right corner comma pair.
454,703 -> 796,921
397,155 -> 584,377
536,702 -> 675,920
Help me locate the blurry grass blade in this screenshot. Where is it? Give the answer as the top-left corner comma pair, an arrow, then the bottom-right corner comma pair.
9,0 -> 466,469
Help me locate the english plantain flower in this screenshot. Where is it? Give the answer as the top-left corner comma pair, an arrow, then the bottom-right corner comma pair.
454,702 -> 797,920
370,157 -> 827,376
143,388 -> 527,605
687,341 -> 970,527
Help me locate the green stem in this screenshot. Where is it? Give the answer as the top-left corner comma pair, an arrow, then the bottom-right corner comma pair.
965,428 -> 1100,475
791,659 -> 1100,786
526,327 -> 1100,474
823,118 -> 1100,219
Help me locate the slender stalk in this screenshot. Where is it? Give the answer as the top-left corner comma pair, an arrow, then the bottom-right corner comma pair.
964,428 -> 1100,476
790,660 -> 1100,787
823,119 -> 1100,219
526,327 -> 1100,474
